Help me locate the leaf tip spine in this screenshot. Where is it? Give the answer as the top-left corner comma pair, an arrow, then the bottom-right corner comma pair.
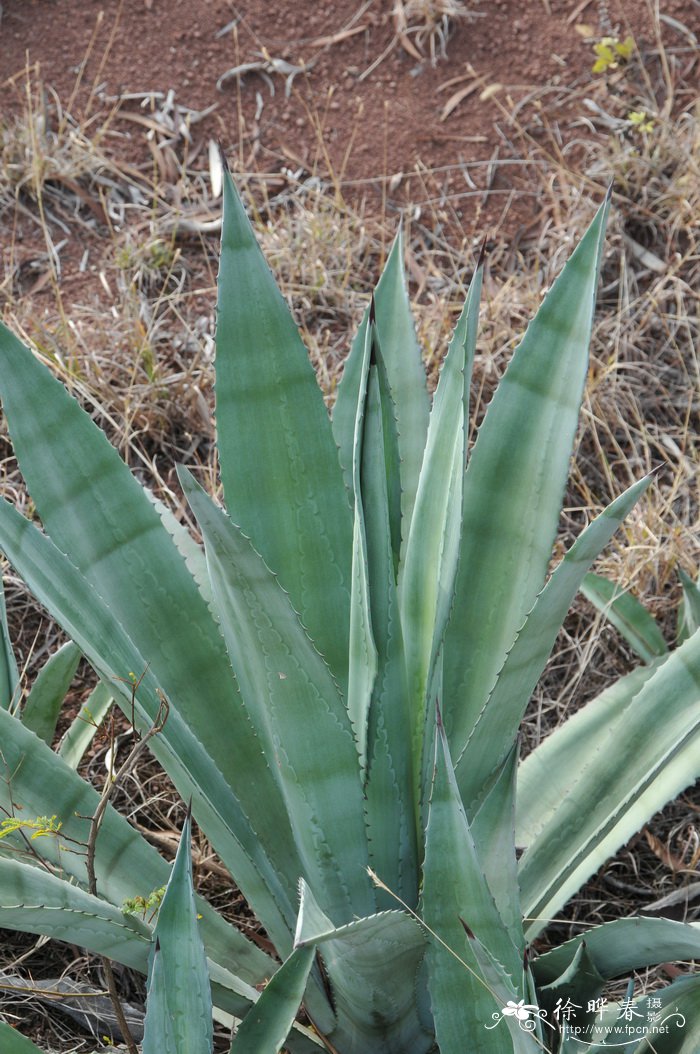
218,141 -> 231,175
459,916 -> 475,940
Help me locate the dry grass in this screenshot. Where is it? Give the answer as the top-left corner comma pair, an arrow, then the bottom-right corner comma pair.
0,14 -> 698,1048
392,0 -> 478,64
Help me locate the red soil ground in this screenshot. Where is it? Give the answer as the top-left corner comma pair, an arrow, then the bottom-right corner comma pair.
2,0 -> 698,240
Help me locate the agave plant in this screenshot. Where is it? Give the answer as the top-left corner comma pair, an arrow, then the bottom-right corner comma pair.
0,170 -> 699,1053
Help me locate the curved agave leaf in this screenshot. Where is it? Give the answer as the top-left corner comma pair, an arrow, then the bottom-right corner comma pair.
180,468 -> 374,925
230,946 -> 315,1054
0,321 -> 305,946
519,630 -> 700,938
567,974 -> 700,1054
216,167 -> 352,693
20,639 -> 81,745
532,918 -> 700,985
0,493 -> 300,954
536,940 -> 605,1025
630,974 -> 700,1054
442,193 -> 611,767
0,856 -> 152,969
516,662 -> 660,847
295,879 -> 431,1054
0,856 -> 317,1038
581,570 -> 668,662
457,475 -> 652,811
143,812 -> 212,1054
0,704 -> 275,990
0,328 -> 229,712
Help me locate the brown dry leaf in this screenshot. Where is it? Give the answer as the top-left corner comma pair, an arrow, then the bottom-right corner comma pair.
440,80 -> 483,121
644,828 -> 688,873
659,963 -> 685,979
26,269 -> 53,296
397,31 -> 423,61
392,0 -> 423,59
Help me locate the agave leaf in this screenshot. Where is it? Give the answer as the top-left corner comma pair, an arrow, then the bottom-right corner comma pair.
442,194 -> 611,764
57,678 -> 114,768
519,629 -> 700,937
0,861 -> 291,1031
399,255 -> 483,788
678,568 -> 700,643
458,927 -> 543,1054
533,918 -> 700,985
180,467 -> 374,924
333,230 -> 429,542
630,974 -> 700,1054
516,662 -> 661,846
536,941 -> 606,1024
0,325 -> 230,714
346,319 -> 379,774
423,711 -> 525,1054
360,322 -> 403,579
146,488 -> 212,605
142,811 -> 213,1054
0,1022 -> 47,1053
457,475 -> 652,810
0,574 -> 19,710
0,498 -> 300,954
215,167 -> 352,692
295,879 -> 431,1053
230,946 -> 315,1054
581,570 -> 668,662
574,976 -> 700,1054
359,330 -> 417,908
20,640 -> 81,745
470,743 -> 523,957
206,960 -> 325,1054
0,325 -> 303,949
143,939 -> 178,1054
0,856 -> 152,969
0,704 -> 275,989
0,701 -> 160,904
